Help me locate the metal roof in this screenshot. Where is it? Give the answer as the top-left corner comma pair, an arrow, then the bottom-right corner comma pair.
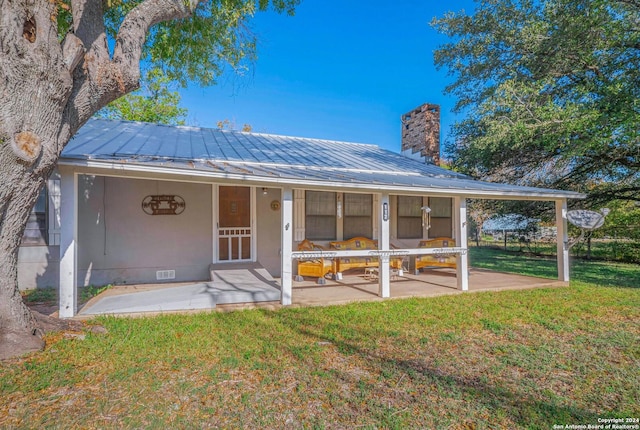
60,118 -> 584,200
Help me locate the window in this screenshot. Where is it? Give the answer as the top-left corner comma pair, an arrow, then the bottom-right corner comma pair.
343,193 -> 372,239
305,191 -> 336,240
428,197 -> 453,238
429,197 -> 452,218
22,189 -> 47,245
397,195 -> 423,239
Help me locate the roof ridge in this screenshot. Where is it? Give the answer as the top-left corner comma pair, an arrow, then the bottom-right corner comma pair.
89,117 -> 381,149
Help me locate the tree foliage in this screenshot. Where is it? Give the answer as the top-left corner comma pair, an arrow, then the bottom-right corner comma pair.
56,0 -> 298,87
433,0 -> 640,206
97,68 -> 187,125
216,119 -> 252,131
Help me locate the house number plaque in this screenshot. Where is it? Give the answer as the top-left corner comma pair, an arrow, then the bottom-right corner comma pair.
142,195 -> 186,215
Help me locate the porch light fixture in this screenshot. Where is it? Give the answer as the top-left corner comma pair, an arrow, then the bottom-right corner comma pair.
262,187 -> 268,195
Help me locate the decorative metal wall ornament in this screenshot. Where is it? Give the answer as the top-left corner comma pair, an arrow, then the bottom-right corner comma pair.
142,195 -> 186,215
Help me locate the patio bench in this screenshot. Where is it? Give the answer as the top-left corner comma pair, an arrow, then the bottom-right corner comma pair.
329,237 -> 404,275
415,237 -> 457,272
295,239 -> 334,283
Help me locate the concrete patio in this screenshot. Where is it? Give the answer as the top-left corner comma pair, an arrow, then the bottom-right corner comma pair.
77,267 -> 567,318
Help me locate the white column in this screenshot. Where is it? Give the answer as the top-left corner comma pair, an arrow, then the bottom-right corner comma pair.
211,184 -> 216,264
280,187 -> 294,305
59,169 -> 78,318
378,192 -> 390,298
454,196 -> 469,291
556,199 -> 570,282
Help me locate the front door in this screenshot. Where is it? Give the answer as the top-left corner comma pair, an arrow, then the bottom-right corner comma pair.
218,186 -> 252,262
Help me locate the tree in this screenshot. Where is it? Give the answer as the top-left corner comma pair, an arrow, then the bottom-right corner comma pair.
0,0 -> 298,357
432,0 -> 640,206
97,68 -> 187,125
216,119 -> 253,131
467,199 -> 499,246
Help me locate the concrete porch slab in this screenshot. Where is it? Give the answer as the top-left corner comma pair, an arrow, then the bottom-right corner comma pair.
77,267 -> 566,317
291,267 -> 567,306
79,264 -> 281,315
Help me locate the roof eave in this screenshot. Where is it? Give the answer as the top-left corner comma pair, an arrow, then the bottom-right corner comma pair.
57,157 -> 586,201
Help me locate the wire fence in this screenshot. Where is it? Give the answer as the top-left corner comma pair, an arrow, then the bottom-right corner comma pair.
472,233 -> 640,264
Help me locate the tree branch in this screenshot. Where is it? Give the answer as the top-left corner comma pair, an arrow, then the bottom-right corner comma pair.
62,0 -> 204,130
71,0 -> 109,62
113,0 -> 205,81
61,33 -> 85,72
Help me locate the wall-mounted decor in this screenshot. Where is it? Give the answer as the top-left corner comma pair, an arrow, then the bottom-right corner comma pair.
270,200 -> 280,211
142,195 -> 186,215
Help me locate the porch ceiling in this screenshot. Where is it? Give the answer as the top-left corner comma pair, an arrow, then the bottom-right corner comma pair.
60,118 -> 585,201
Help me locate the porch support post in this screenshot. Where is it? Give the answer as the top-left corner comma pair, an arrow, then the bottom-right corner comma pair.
59,168 -> 78,318
378,192 -> 390,298
555,198 -> 570,282
281,186 -> 294,305
454,196 -> 469,291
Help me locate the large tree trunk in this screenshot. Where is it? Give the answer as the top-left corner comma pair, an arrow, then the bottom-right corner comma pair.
0,0 -> 201,359
0,0 -> 76,355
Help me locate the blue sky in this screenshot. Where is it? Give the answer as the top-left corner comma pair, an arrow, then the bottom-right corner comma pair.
180,0 -> 476,154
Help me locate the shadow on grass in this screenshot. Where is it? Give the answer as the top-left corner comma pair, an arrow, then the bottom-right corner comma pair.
280,317 -> 620,428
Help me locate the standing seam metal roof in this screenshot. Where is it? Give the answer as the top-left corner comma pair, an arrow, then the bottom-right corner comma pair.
61,118 -> 584,199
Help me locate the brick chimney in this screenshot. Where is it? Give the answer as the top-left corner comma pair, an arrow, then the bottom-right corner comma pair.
401,103 -> 440,165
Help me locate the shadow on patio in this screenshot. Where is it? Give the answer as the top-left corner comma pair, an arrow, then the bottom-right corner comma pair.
75,267 -> 566,318
291,267 -> 567,307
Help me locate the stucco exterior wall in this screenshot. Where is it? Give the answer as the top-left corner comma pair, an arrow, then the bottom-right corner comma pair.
255,187 -> 282,276
77,176 -> 213,286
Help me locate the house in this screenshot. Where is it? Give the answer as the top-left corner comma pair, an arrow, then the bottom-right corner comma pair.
17,104 -> 584,317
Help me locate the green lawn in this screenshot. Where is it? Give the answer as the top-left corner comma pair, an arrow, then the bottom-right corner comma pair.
2,254 -> 639,429
469,247 -> 640,288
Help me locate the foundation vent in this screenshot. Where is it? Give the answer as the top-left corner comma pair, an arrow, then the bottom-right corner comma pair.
156,270 -> 176,280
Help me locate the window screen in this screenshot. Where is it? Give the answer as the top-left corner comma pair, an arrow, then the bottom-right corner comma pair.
397,195 -> 423,239
305,191 -> 336,240
343,193 -> 372,239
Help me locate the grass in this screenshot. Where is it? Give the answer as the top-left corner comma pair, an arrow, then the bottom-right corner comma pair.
3,257 -> 639,428
475,238 -> 640,264
469,247 -> 640,288
22,284 -> 111,306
